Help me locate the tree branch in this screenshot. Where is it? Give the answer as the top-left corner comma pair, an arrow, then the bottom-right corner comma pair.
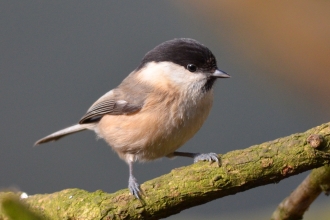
2,123 -> 330,219
271,164 -> 330,220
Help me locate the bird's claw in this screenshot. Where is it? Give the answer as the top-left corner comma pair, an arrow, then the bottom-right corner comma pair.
193,152 -> 219,163
128,176 -> 141,199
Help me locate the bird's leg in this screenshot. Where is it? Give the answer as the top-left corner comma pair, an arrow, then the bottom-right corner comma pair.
128,161 -> 141,199
169,151 -> 220,164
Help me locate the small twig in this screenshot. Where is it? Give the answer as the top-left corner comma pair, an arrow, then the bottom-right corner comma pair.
271,134 -> 330,220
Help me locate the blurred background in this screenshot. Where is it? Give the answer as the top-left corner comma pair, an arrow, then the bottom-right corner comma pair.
1,1 -> 330,219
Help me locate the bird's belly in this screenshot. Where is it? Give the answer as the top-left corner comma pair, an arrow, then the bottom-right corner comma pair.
97,93 -> 213,163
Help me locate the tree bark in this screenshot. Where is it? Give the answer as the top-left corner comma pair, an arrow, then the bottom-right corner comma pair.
271,165 -> 330,220
1,123 -> 330,220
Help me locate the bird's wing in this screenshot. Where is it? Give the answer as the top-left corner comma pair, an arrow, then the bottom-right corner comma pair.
79,70 -> 154,124
79,99 -> 142,124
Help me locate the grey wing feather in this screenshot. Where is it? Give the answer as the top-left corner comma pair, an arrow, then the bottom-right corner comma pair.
79,72 -> 150,124
79,96 -> 142,124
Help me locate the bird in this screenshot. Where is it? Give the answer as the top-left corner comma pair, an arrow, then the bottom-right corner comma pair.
35,38 -> 230,198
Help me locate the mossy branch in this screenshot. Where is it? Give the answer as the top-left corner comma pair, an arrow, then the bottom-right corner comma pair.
2,123 -> 330,220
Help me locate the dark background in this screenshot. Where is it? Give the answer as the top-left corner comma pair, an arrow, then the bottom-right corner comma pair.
1,1 -> 330,219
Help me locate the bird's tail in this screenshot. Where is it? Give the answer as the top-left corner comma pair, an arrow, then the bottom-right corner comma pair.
34,124 -> 95,145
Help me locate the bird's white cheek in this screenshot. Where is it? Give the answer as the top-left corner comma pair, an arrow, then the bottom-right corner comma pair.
168,69 -> 206,87
137,61 -> 206,89
136,62 -> 169,86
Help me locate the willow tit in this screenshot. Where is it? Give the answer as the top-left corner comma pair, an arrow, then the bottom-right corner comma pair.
35,38 -> 230,198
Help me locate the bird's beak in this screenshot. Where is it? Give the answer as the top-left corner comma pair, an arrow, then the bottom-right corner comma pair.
212,69 -> 230,78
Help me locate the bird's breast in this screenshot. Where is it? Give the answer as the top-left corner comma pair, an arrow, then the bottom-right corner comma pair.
97,89 -> 214,163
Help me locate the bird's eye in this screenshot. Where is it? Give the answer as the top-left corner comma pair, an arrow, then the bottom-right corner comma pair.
187,64 -> 197,72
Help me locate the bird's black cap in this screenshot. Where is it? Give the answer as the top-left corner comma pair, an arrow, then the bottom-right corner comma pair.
137,38 -> 218,73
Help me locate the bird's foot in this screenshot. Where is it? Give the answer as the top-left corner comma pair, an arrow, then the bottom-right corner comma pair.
193,152 -> 219,163
128,175 -> 141,199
